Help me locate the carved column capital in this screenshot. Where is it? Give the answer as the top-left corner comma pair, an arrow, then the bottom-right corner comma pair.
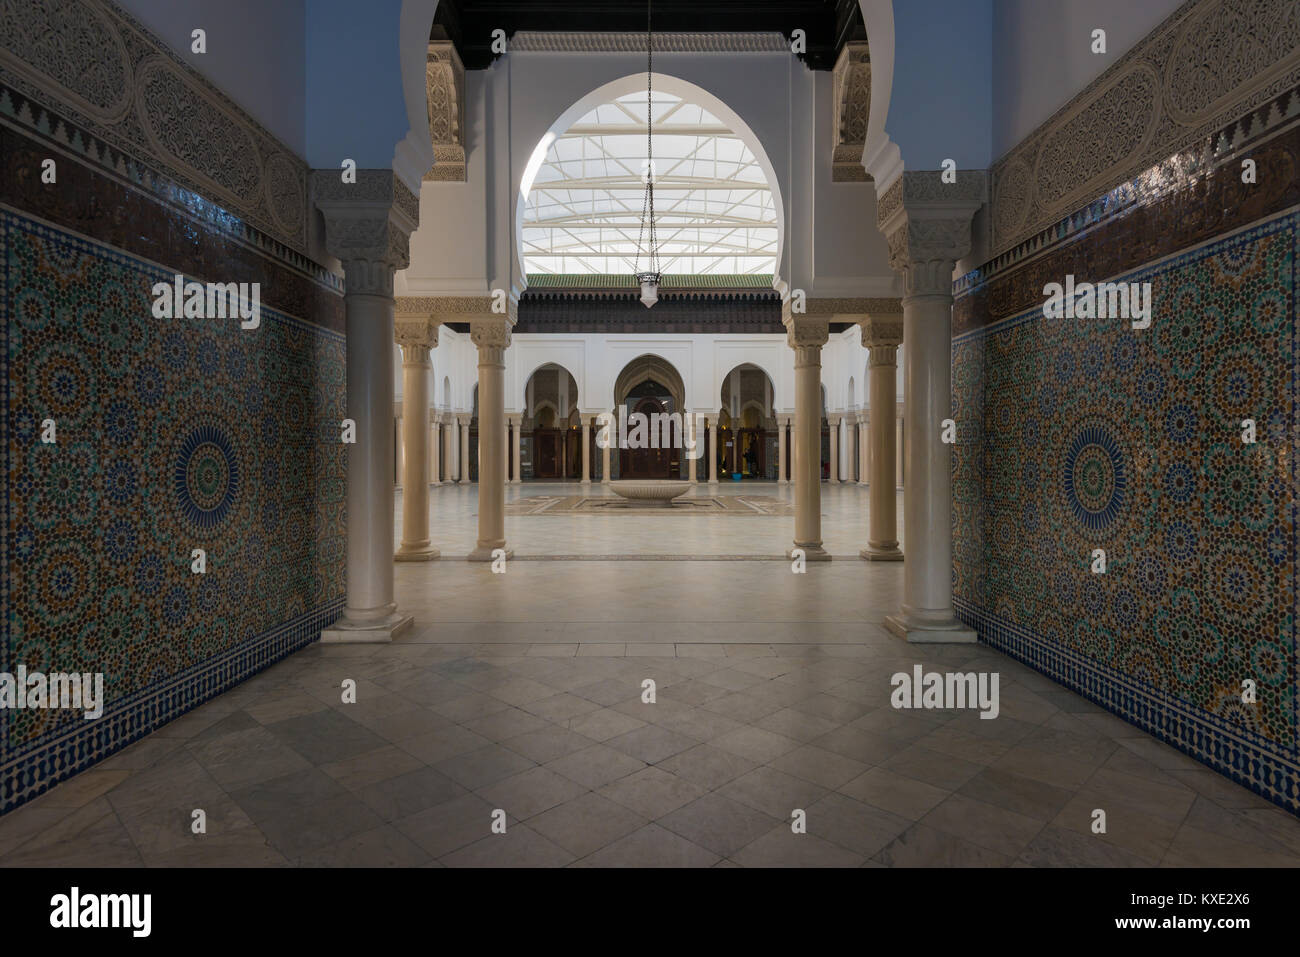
313,169 -> 420,298
470,314 -> 515,366
782,300 -> 830,360
395,315 -> 438,356
857,300 -> 904,351
877,170 -> 986,301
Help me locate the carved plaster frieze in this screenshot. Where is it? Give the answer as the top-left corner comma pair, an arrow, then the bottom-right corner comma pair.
831,41 -> 872,182
509,32 -> 789,53
0,0 -> 310,251
990,0 -> 1300,256
425,41 -> 465,182
395,295 -> 517,324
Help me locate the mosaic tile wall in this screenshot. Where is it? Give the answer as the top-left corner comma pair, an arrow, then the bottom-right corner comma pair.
952,204 -> 1299,815
0,208 -> 346,813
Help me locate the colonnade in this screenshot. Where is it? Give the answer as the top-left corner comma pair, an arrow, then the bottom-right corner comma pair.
321,170 -> 982,646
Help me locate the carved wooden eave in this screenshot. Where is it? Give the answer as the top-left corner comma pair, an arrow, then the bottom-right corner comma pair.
425,40 -> 466,183
832,41 -> 871,183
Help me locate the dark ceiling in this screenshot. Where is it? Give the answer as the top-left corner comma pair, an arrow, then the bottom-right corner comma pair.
432,0 -> 866,70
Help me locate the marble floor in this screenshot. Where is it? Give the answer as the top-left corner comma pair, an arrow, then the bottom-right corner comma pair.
4,634 -> 1299,867
3,482 -> 1297,867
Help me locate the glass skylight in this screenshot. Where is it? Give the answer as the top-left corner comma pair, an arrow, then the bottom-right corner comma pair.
522,91 -> 778,276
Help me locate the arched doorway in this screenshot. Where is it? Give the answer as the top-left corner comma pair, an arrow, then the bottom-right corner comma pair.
522,364 -> 580,479
613,354 -> 688,480
719,363 -> 776,480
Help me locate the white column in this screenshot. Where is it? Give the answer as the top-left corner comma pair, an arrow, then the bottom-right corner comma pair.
862,341 -> 902,561
858,416 -> 869,486
896,413 -> 904,489
827,416 -> 839,483
879,182 -> 981,642
786,317 -> 830,561
470,317 -> 513,561
602,409 -> 613,484
429,415 -> 442,487
706,418 -> 717,485
687,414 -> 698,484
315,171 -> 417,642
395,326 -> 438,563
461,418 -> 471,484
581,419 -> 591,485
511,415 -> 522,484
777,415 -> 789,485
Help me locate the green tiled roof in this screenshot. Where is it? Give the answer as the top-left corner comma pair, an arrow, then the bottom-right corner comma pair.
526,273 -> 775,290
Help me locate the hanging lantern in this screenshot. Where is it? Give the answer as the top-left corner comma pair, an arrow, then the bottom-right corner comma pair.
632,0 -> 660,309
637,270 -> 660,308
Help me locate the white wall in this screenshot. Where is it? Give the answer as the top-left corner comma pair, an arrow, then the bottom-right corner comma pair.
398,327 -> 901,420
114,0 -> 308,156
992,0 -> 1183,159
401,44 -> 895,298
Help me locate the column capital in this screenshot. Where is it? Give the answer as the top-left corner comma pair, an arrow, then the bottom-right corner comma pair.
312,169 -> 419,298
470,313 -> 515,365
827,413 -> 843,426
857,299 -> 903,350
395,315 -> 438,354
782,305 -> 830,356
877,170 -> 986,300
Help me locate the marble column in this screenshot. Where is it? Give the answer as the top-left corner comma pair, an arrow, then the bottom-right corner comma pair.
469,312 -> 515,561
429,415 -> 442,487
602,410 -> 613,484
879,170 -> 983,642
443,412 -> 453,482
785,311 -> 830,561
510,415 -> 522,484
844,413 -> 856,482
460,417 -> 471,484
896,413 -> 905,488
395,319 -> 439,562
314,169 -> 417,641
827,415 -> 840,483
707,418 -> 718,485
860,315 -> 904,561
777,416 -> 789,485
687,414 -> 698,484
581,419 -> 591,485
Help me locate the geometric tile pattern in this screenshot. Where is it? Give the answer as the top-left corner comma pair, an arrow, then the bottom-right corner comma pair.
953,208 -> 1299,816
1,209 -> 345,814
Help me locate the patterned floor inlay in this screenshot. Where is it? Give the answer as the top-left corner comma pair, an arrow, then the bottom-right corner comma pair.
506,494 -> 795,515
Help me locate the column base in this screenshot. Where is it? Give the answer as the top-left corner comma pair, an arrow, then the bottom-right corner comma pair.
788,544 -> 832,562
884,613 -> 976,644
860,544 -> 903,561
467,545 -> 514,562
321,611 -> 414,644
395,544 -> 440,562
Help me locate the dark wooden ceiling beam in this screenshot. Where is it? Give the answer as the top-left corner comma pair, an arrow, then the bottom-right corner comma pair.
433,0 -> 863,70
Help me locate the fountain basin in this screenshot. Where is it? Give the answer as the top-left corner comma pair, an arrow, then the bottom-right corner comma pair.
609,480 -> 692,507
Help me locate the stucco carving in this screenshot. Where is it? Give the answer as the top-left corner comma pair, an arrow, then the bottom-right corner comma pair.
0,0 -> 311,252
509,32 -> 789,53
470,315 -> 514,364
425,41 -> 465,182
395,316 -> 438,351
313,170 -> 418,298
990,0 -> 1300,256
832,42 -> 871,182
